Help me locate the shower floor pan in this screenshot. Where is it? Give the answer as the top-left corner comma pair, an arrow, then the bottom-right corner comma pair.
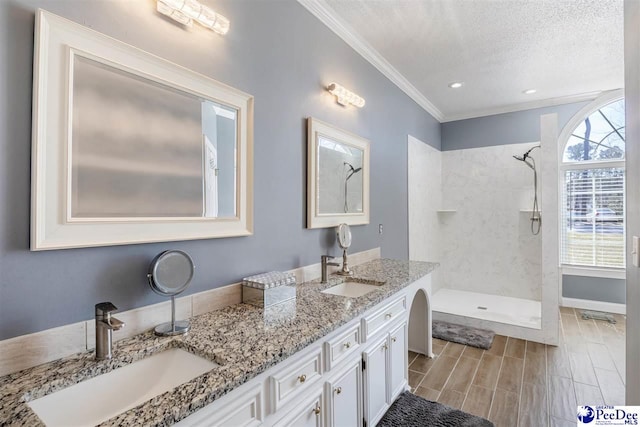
432,289 -> 542,329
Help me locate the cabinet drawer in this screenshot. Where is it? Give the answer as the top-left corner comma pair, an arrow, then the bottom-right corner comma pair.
361,296 -> 406,341
269,348 -> 323,411
175,382 -> 263,427
324,324 -> 360,371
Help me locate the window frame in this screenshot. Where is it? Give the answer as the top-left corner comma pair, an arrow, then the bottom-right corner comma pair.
558,90 -> 626,278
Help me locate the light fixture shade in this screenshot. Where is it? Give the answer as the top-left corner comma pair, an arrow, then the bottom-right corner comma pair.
157,2 -> 193,26
157,0 -> 229,34
327,83 -> 365,108
197,5 -> 230,34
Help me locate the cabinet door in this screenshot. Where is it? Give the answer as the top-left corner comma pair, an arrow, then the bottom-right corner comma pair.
362,335 -> 389,426
327,360 -> 362,427
273,389 -> 323,427
389,322 -> 407,402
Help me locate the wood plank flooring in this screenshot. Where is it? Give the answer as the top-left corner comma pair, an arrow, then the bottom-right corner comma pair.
408,307 -> 626,427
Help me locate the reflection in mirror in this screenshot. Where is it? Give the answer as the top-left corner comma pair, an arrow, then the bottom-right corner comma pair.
307,117 -> 369,229
70,55 -> 237,220
317,136 -> 363,214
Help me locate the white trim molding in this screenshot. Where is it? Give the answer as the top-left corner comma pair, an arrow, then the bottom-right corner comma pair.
296,0 -> 444,122
297,0 -> 616,123
562,297 -> 626,315
441,90 -> 604,123
562,266 -> 626,280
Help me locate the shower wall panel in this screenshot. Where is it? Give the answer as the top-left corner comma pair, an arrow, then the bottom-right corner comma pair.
408,135 -> 444,293
440,143 -> 542,300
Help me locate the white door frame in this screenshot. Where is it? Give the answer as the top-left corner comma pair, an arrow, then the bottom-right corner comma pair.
624,0 -> 640,404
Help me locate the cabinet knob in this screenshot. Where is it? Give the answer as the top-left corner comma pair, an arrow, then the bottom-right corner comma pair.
382,343 -> 388,351
313,406 -> 321,415
344,341 -> 351,349
298,374 -> 307,383
385,313 -> 392,319
335,386 -> 342,395
392,337 -> 397,342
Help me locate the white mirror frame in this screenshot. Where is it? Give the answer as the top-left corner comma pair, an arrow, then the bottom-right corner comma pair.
31,10 -> 254,250
307,117 -> 370,229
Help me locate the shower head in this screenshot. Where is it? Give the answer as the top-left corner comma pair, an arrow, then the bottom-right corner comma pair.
513,154 -> 535,170
344,162 -> 362,180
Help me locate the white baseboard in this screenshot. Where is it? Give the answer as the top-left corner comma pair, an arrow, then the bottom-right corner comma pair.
562,297 -> 626,315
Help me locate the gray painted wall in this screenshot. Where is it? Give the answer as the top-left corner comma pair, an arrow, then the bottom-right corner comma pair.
441,102 -> 589,151
0,0 -> 440,340
563,275 -> 626,304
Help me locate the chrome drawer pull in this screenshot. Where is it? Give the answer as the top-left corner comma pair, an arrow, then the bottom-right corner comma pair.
313,406 -> 321,415
344,341 -> 351,349
385,313 -> 392,319
298,374 -> 307,383
335,387 -> 342,395
392,336 -> 397,342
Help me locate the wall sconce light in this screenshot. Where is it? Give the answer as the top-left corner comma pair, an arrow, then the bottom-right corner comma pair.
157,0 -> 230,35
327,83 -> 366,108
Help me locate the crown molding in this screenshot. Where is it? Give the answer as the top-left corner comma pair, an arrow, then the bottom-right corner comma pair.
297,0 -> 445,122
440,90 -> 606,123
298,0 -> 617,124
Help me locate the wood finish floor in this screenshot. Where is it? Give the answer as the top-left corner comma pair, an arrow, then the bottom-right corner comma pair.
408,307 -> 626,427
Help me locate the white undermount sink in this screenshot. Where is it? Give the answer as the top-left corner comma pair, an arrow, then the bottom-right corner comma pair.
321,279 -> 386,298
28,348 -> 218,427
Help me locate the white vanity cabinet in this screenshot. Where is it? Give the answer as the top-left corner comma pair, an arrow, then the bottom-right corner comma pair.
273,387 -> 324,427
176,273 -> 432,427
325,360 -> 363,427
388,322 -> 408,401
361,320 -> 408,427
362,334 -> 389,425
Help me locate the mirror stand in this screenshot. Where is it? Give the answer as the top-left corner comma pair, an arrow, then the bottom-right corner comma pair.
337,249 -> 354,276
155,295 -> 190,336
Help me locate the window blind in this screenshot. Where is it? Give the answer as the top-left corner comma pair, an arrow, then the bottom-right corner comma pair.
561,167 -> 625,268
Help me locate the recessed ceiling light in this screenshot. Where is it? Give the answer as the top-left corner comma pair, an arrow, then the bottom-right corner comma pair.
448,82 -> 464,89
523,89 -> 537,95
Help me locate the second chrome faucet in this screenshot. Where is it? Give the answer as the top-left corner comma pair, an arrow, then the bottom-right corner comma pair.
321,255 -> 340,284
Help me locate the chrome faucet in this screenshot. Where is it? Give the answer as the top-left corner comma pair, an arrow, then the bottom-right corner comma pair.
95,302 -> 125,360
321,255 -> 340,284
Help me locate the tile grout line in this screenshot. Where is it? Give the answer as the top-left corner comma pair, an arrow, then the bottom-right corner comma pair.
458,345 -> 483,412
414,341 -> 448,391
544,343 -> 550,427
436,344 -> 465,403
486,338 -> 507,421
516,341 -> 528,427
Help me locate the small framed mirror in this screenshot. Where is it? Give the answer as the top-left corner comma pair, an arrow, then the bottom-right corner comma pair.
307,118 -> 370,228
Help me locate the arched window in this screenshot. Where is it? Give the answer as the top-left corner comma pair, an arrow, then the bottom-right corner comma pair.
561,96 -> 625,269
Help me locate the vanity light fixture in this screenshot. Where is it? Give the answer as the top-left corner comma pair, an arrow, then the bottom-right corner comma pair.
448,82 -> 464,89
523,89 -> 537,95
327,83 -> 366,108
157,0 -> 230,35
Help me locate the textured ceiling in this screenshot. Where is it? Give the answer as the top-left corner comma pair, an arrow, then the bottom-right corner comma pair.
322,0 -> 624,121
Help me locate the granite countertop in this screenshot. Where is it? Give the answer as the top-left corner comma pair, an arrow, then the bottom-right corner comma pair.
0,259 -> 438,426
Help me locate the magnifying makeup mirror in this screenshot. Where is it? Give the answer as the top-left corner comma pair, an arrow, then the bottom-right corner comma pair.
336,223 -> 354,276
147,250 -> 194,336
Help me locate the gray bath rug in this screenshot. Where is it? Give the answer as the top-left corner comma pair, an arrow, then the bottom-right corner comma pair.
377,391 -> 494,427
432,320 -> 495,350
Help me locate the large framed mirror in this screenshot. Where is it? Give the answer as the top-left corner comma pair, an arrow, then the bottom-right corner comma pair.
307,118 -> 370,228
31,10 -> 253,250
